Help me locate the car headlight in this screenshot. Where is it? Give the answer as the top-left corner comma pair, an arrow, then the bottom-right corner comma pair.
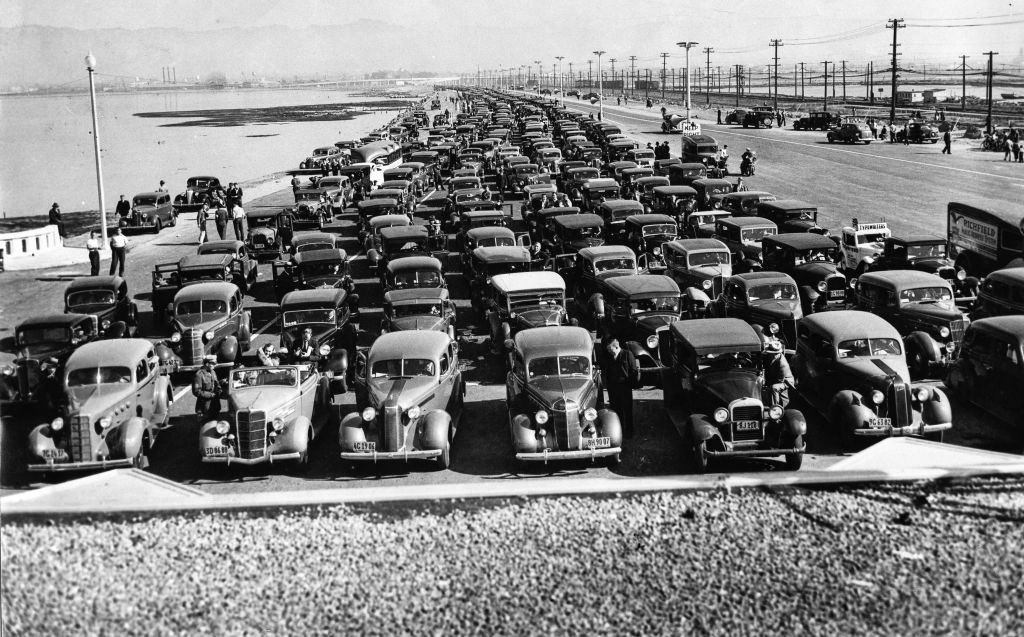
536,427 -> 547,438
204,331 -> 215,342
583,407 -> 598,422
652,246 -> 661,256
646,335 -> 659,349
915,387 -> 931,402
939,326 -> 950,338
361,406 -> 376,421
768,405 -> 783,420
713,407 -> 729,423
98,416 -> 112,429
768,323 -> 779,335
318,343 -> 332,356
407,405 -> 421,420
101,319 -> 111,330
702,279 -> 713,290
271,418 -> 284,432
945,341 -> 956,354
870,390 -> 885,405
817,281 -> 827,292
535,410 -> 549,424
170,332 -> 181,343
956,269 -> 966,281
1,365 -> 15,376
215,420 -> 230,435
50,417 -> 64,432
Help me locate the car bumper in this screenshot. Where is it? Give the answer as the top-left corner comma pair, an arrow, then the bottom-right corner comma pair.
27,458 -> 135,472
516,446 -> 622,463
201,451 -> 301,465
704,443 -> 806,458
853,422 -> 952,437
340,449 -> 442,462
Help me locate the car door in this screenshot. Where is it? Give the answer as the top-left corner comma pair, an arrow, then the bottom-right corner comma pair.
298,367 -> 319,420
842,230 -> 858,271
219,293 -> 242,342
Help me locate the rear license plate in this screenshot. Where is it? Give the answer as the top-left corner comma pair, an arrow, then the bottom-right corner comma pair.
585,437 -> 611,449
203,446 -> 230,457
868,417 -> 892,428
42,448 -> 68,460
735,420 -> 760,431
354,441 -> 376,451
828,290 -> 844,299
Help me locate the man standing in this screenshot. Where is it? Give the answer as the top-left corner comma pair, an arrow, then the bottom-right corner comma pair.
115,194 -> 131,221
196,202 -> 210,244
48,203 -> 66,239
108,227 -> 128,276
942,129 -> 952,154
718,145 -> 729,174
717,108 -> 722,125
762,335 -> 794,408
192,355 -> 222,425
231,203 -> 247,241
214,200 -> 229,240
291,175 -> 302,202
603,339 -> 639,438
86,230 -> 102,276
157,180 -> 168,192
225,182 -> 238,213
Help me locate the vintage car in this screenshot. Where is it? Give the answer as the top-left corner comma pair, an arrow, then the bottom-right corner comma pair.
713,217 -> 778,273
340,331 -> 464,468
793,111 -> 842,131
945,315 -> 1024,424
461,226 -> 518,262
1,314 -> 100,408
680,135 -> 721,169
663,239 -> 732,314
592,275 -> 682,382
505,326 -> 622,465
852,271 -> 969,379
681,210 -> 731,239
299,145 -> 344,169
625,147 -> 657,169
26,339 -> 172,473
762,234 -> 848,315
598,199 -> 645,244
562,166 -> 601,196
668,163 -> 708,188
838,219 -> 891,275
273,248 -> 353,302
619,167 -> 656,195
361,214 -> 411,252
579,178 -> 622,212
199,364 -> 332,468
315,175 -> 353,213
173,176 -> 222,213
633,176 -> 672,208
157,282 -> 251,373
63,276 -> 137,337
356,198 -> 404,234
742,106 -> 776,128
972,267 -> 1024,319
289,231 -> 342,256
895,120 -> 940,144
724,108 -> 749,125
707,272 -> 802,346
569,245 -> 639,311
719,191 -> 777,217
291,187 -> 332,228
367,225 -> 441,273
121,192 -> 176,232
827,122 -> 873,144
246,209 -> 294,260
624,214 -> 678,274
467,246 -> 534,312
662,318 -> 806,472
197,240 -> 259,292
543,213 -> 605,255
449,175 -> 483,194
755,200 -> 827,235
486,271 -> 571,348
452,208 -> 509,251
381,256 -> 446,294
791,310 -> 952,446
381,288 -> 457,339
649,185 -> 699,224
520,183 -> 560,217
279,288 -> 359,393
866,235 -> 979,302
691,178 -> 735,211
151,253 -> 240,324
653,157 -> 683,177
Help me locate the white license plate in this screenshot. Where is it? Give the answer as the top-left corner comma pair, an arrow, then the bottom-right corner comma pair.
42,448 -> 67,460
868,417 -> 892,428
735,420 -> 760,431
828,289 -> 844,299
585,437 -> 611,449
354,441 -> 376,451
204,446 -> 230,457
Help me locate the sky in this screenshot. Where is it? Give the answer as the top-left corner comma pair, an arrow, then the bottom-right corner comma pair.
4,0 -> 1023,76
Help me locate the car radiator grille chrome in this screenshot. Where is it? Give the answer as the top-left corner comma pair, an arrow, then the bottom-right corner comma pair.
564,404 -> 582,449
730,401 -> 764,442
69,415 -> 92,463
826,274 -> 846,299
17,359 -> 40,399
711,276 -> 725,298
886,379 -> 913,428
185,328 -> 204,366
235,410 -> 266,461
382,405 -> 402,453
948,318 -> 967,349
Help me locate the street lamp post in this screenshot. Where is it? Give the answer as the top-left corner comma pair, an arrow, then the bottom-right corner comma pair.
555,56 -> 565,105
535,60 -> 542,91
593,50 -> 606,120
85,52 -> 108,250
677,41 -> 698,122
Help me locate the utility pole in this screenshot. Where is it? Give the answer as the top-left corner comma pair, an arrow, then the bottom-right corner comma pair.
677,41 -> 698,120
887,18 -> 904,124
841,60 -> 847,103
555,56 -> 564,104
660,52 -> 670,103
593,50 -> 606,120
770,39 -> 782,111
734,64 -> 743,106
799,62 -> 805,100
609,58 -> 617,76
568,62 -> 573,91
534,60 -> 542,89
645,69 -> 651,101
984,51 -> 998,133
822,61 -> 829,110
629,55 -> 637,97
587,59 -> 593,88
703,47 -> 713,105
869,61 -> 874,104
959,55 -> 968,111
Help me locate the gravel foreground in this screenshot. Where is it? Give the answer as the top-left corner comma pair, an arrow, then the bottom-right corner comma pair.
3,479 -> 1024,636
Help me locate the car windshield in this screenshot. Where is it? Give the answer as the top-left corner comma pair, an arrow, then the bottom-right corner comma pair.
509,290 -> 564,311
282,309 -> 336,326
393,269 -> 441,288
392,303 -> 443,318
176,300 -> 228,316
837,338 -> 902,358
297,192 -> 321,202
568,226 -> 602,239
740,227 -> 776,243
180,269 -> 227,284
642,224 -> 676,237
785,209 -> 816,220
469,218 -> 504,229
748,284 -> 798,301
134,197 -> 158,206
595,258 -> 635,272
199,246 -> 236,256
857,232 -> 889,244
249,217 -> 275,228
698,352 -> 758,372
527,355 -> 590,378
793,249 -> 835,264
485,261 -> 530,276
690,214 -> 720,226
301,262 -> 345,277
906,243 -> 947,258
516,166 -> 538,175
629,296 -> 680,314
67,366 -> 132,386
688,251 -> 730,267
370,358 -> 436,379
477,236 -> 515,248
66,290 -> 115,307
17,326 -> 70,346
231,367 -> 297,388
899,286 -> 953,304
295,242 -> 334,253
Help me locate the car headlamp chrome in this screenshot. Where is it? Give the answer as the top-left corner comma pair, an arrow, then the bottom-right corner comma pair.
870,390 -> 885,405
817,281 -> 827,293
652,246 -> 661,256
170,332 -> 182,343
101,319 -> 111,330
1,365 -> 15,376
914,387 -> 931,402
536,427 -> 547,438
271,418 -> 285,432
768,405 -> 783,420
768,323 -> 779,335
204,331 -> 215,342
956,269 -> 966,281
215,420 -> 230,435
50,417 -> 64,432
361,406 -> 376,421
318,343 -> 332,356
535,410 -> 549,425
945,341 -> 956,354
407,405 -> 421,420
713,407 -> 729,423
583,407 -> 598,422
98,416 -> 112,430
702,279 -> 713,290
939,326 -> 950,338
646,334 -> 659,349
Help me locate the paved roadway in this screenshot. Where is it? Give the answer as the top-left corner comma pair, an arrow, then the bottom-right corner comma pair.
2,95 -> 1022,496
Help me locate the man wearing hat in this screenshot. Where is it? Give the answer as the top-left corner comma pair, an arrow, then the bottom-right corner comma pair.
754,326 -> 794,408
192,355 -> 222,425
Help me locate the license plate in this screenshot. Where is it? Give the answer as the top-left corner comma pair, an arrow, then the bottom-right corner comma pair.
354,441 -> 376,451
204,446 -> 230,457
828,289 -> 844,299
585,437 -> 611,449
868,417 -> 892,428
735,420 -> 760,431
42,448 -> 67,460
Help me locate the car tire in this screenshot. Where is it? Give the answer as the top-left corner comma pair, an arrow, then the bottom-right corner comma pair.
784,436 -> 803,471
154,218 -> 162,234
692,440 -> 708,474
608,452 -> 621,468
908,345 -> 930,380
437,440 -> 451,470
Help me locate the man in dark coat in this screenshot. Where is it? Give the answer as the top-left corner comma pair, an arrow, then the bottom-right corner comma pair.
192,355 -> 222,425
48,203 -> 66,238
115,194 -> 131,220
603,338 -> 640,438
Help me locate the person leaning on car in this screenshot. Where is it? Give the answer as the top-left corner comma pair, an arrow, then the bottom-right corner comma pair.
192,355 -> 222,424
753,325 -> 794,408
602,338 -> 640,439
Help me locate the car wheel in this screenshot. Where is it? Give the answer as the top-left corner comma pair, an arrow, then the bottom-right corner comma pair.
169,213 -> 177,227
134,434 -> 151,470
908,346 -> 929,380
154,218 -> 163,233
691,440 -> 708,474
784,436 -> 803,471
436,440 -> 451,470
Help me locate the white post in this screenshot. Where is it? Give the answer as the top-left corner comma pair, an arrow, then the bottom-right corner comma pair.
85,52 -> 108,250
593,50 -> 606,120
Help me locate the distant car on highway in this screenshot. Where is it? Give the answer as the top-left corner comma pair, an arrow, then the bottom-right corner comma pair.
121,191 -> 176,233
173,176 -> 222,213
827,122 -> 873,144
792,111 -> 841,131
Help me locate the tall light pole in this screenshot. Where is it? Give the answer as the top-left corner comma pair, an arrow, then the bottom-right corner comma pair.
85,52 -> 108,250
534,60 -> 542,90
677,41 -> 698,121
593,50 -> 606,120
555,56 -> 565,104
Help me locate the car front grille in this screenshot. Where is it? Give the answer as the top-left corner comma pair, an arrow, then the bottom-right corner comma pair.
382,405 -> 402,453
17,359 -> 40,399
183,329 -> 204,366
948,318 -> 967,348
69,415 -> 92,463
730,400 -> 764,442
884,379 -> 913,428
235,410 -> 266,461
826,274 -> 846,300
712,275 -> 725,298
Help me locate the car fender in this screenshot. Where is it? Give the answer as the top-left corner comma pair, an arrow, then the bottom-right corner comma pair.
28,424 -> 62,461
278,417 -> 313,454
217,335 -> 240,363
921,386 -> 952,424
596,408 -> 622,446
624,340 -> 649,361
905,331 -> 942,364
420,410 -> 451,449
338,412 -> 367,449
327,348 -> 348,374
154,343 -> 181,367
510,412 -> 537,453
827,390 -> 875,430
781,409 -> 807,438
589,292 -> 605,320
105,321 -> 128,339
366,249 -> 381,267
109,416 -> 148,461
685,287 -> 711,306
198,418 -> 226,455
686,414 -> 721,446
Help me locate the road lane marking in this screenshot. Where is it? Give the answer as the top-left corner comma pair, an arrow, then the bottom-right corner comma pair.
252,316 -> 278,338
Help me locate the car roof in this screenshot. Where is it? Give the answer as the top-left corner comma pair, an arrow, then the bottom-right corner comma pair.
723,191 -> 774,200
671,318 -> 762,355
604,274 -> 680,297
387,256 -> 442,271
583,178 -> 619,189
370,214 -> 411,228
731,271 -> 797,286
381,225 -> 429,240
969,316 -> 1024,346
133,191 -> 167,199
802,310 -> 902,341
718,217 -> 778,229
66,338 -> 154,369
684,135 -> 718,145
491,271 -> 565,293
281,288 -> 347,308
358,198 -> 399,208
248,208 -> 280,218
293,248 -> 348,264
468,226 -> 515,239
180,253 -> 233,268
665,238 -> 729,252
625,214 -> 677,226
986,267 -> 1024,284
692,178 -> 734,187
554,213 -> 603,229
472,246 -> 531,262
173,281 -> 239,302
599,200 -> 645,211
17,313 -> 91,329
579,245 -> 635,261
759,200 -> 815,211
763,233 -> 835,250
890,234 -> 944,244
859,270 -> 950,288
653,185 -> 697,195
461,209 -> 506,218
198,240 -> 245,253
372,330 -> 451,360
515,326 -> 592,356
384,287 -> 450,303
65,275 -> 124,293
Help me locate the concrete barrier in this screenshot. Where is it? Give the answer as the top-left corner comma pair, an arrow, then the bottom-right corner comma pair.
1,225 -> 64,257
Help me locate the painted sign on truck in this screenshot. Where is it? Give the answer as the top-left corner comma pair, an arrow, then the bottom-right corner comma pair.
948,209 -> 998,261
947,201 -> 1024,277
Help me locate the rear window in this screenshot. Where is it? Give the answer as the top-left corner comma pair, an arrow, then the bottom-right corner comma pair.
67,366 -> 133,386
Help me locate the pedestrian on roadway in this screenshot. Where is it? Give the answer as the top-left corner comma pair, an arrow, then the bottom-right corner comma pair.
1005,138 -> 1013,161
903,125 -> 910,146
196,202 -> 210,244
1013,139 -> 1022,163
157,180 -> 167,192
942,130 -> 952,154
214,201 -> 229,240
291,175 -> 301,202
717,108 -> 722,125
232,204 -> 247,241
225,182 -> 238,213
86,230 -> 102,276
889,126 -> 897,143
115,194 -> 131,221
108,227 -> 128,276
192,355 -> 222,426
602,338 -> 640,439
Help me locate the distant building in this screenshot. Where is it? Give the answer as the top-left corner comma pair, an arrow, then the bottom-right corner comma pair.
922,89 -> 945,104
897,90 -> 924,104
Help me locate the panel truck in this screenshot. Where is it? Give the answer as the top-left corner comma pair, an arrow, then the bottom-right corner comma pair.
947,201 -> 1024,278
